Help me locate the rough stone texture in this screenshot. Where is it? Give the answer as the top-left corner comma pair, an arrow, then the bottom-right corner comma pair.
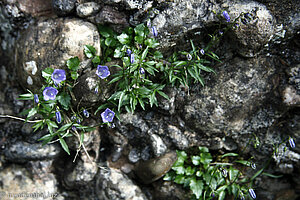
152,0 -> 218,52
14,0 -> 53,16
181,56 -> 279,136
3,141 -> 61,163
0,164 -> 62,200
91,5 -> 129,33
223,0 -> 275,57
76,2 -> 101,18
64,159 -> 98,188
15,17 -> 100,91
96,165 -> 148,200
52,0 -> 77,16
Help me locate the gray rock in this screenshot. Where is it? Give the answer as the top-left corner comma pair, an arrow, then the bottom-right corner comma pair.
96,165 -> 148,200
128,147 -> 140,163
0,164 -> 61,200
152,0 -> 217,52
15,18 -> 100,92
52,0 -> 76,16
76,2 -> 101,18
92,6 -> 129,32
73,68 -> 110,105
149,133 -> 167,156
4,141 -> 61,162
101,0 -> 150,10
182,56 -> 278,136
167,125 -> 189,150
64,159 -> 98,188
223,0 -> 275,57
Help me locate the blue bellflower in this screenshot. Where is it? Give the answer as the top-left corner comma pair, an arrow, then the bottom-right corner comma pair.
34,94 -> 39,104
83,109 -> 89,118
289,138 -> 295,148
126,49 -> 132,56
130,54 -> 135,64
151,26 -> 158,37
56,111 -> 62,123
101,108 -> 115,123
223,11 -> 230,22
200,49 -> 205,55
96,65 -> 110,79
248,189 -> 256,199
43,87 -> 58,101
139,67 -> 145,74
51,69 -> 66,84
186,54 -> 192,60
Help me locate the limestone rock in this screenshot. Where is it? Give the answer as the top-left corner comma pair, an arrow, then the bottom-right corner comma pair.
0,164 -> 61,200
224,0 -> 275,57
4,141 -> 61,163
96,165 -> 148,200
76,2 -> 101,18
15,18 -> 100,91
52,0 -> 76,16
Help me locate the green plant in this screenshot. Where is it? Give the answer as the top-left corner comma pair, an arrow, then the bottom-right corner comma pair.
164,147 -> 259,200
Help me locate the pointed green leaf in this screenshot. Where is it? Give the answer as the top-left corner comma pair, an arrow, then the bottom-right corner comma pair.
58,136 -> 70,155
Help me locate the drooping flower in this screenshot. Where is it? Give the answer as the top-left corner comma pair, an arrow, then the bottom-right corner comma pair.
83,109 -> 89,118
126,49 -> 132,56
139,67 -> 145,74
250,162 -> 256,170
72,125 -> 76,131
71,115 -> 76,121
248,189 -> 256,199
223,11 -> 230,22
96,65 -> 110,79
34,94 -> 39,104
43,87 -> 58,101
186,54 -> 192,60
56,111 -> 62,123
51,69 -> 66,84
151,26 -> 158,37
289,138 -> 295,148
200,49 -> 205,55
77,118 -> 81,124
95,86 -> 99,94
130,54 -> 135,64
101,108 -> 115,123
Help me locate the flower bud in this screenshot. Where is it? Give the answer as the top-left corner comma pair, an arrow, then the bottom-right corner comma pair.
289,138 -> 295,148
248,189 -> 256,199
34,94 -> 39,104
186,54 -> 192,60
130,54 -> 135,64
200,49 -> 205,55
251,162 -> 256,169
139,67 -> 145,74
83,109 -> 89,118
56,111 -> 62,124
151,26 -> 158,37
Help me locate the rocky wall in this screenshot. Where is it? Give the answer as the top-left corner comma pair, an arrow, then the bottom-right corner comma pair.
0,0 -> 299,199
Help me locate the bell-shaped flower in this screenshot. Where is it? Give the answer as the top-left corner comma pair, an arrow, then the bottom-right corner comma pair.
248,189 -> 256,199
56,111 -> 62,123
200,49 -> 205,55
83,109 -> 89,118
34,94 -> 39,104
101,108 -> 115,123
96,65 -> 110,79
151,26 -> 158,37
130,54 -> 135,64
139,67 -> 145,74
43,87 -> 58,101
51,69 -> 66,84
223,11 -> 230,22
289,138 -> 295,148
